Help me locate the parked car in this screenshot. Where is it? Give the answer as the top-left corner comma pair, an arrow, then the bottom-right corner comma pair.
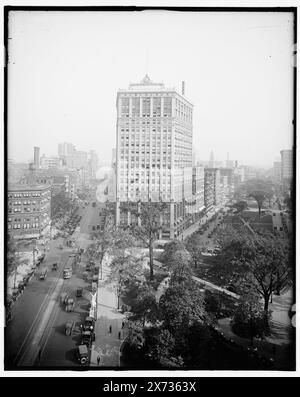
81,316 -> 95,332
77,344 -> 89,365
39,267 -> 48,280
76,287 -> 83,297
65,321 -> 75,336
81,330 -> 95,347
65,298 -> 75,312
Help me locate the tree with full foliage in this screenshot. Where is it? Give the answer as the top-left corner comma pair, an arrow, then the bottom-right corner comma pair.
89,228 -> 135,278
107,250 -> 143,309
7,235 -> 20,277
185,234 -> 204,268
159,280 -> 209,335
160,239 -> 185,262
233,200 -> 248,214
164,248 -> 192,273
126,321 -> 145,351
144,328 -> 175,363
232,293 -> 271,346
129,201 -> 168,280
176,321 -> 211,366
131,286 -> 159,326
238,179 -> 274,219
204,290 -> 222,322
168,255 -> 194,285
283,194 -> 292,212
211,229 -> 292,312
159,239 -> 192,272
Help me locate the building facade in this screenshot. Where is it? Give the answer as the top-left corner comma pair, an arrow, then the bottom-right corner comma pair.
115,75 -> 193,239
280,149 -> 293,191
220,175 -> 229,205
8,184 -> 51,239
88,150 -> 99,178
204,168 -> 221,210
40,155 -> 63,170
58,142 -> 88,170
58,142 -> 75,157
220,168 -> 235,200
190,166 -> 205,216
273,161 -> 282,184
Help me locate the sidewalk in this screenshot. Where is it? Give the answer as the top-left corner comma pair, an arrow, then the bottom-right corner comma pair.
90,254 -> 126,367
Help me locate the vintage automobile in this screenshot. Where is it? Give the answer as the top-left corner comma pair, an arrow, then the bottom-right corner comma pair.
81,316 -> 95,332
65,321 -> 75,336
65,298 -> 75,312
76,287 -> 83,298
77,344 -> 89,365
39,267 -> 48,280
82,271 -> 88,282
91,282 -> 97,293
63,267 -> 72,279
60,292 -> 69,305
92,275 -> 98,283
81,330 -> 94,347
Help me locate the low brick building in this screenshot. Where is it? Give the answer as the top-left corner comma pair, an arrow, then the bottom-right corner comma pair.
7,184 -> 51,239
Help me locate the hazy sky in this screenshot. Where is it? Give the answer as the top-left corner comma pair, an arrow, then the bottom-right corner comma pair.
7,10 -> 294,166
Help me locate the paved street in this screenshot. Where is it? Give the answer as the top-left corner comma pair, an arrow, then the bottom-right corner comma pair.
177,209 -> 223,244
6,237 -> 72,367
6,201 -> 100,368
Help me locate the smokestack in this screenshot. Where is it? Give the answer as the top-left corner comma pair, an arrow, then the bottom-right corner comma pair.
182,81 -> 185,96
34,146 -> 40,169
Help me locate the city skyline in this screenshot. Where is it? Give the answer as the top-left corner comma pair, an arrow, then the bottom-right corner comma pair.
7,10 -> 294,167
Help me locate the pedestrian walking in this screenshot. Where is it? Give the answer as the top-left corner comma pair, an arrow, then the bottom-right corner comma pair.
121,321 -> 125,329
109,325 -> 112,334
97,355 -> 101,365
118,331 -> 121,339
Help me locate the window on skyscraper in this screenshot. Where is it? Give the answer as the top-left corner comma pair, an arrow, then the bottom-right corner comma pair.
163,97 -> 172,117
132,97 -> 140,117
153,97 -> 161,117
121,98 -> 129,116
142,98 -> 150,117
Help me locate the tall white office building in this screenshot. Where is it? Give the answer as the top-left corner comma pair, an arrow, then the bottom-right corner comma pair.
115,75 -> 193,239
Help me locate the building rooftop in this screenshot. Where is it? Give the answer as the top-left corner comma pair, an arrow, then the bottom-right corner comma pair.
118,75 -> 193,105
8,183 -> 52,192
127,74 -> 166,91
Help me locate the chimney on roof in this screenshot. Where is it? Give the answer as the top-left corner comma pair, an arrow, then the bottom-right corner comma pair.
182,81 -> 185,96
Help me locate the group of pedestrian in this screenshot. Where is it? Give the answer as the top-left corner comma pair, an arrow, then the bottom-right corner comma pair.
108,321 -> 126,339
